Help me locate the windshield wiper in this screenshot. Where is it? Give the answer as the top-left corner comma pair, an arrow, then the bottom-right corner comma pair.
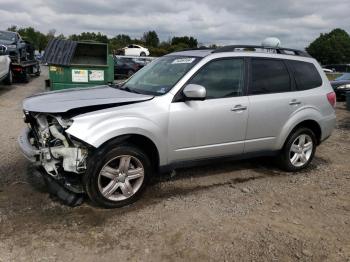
122,86 -> 141,94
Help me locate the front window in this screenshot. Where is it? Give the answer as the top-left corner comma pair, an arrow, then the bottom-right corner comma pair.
0,31 -> 16,42
122,56 -> 200,95
189,58 -> 244,99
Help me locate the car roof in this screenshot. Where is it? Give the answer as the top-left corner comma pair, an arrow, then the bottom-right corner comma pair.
166,46 -> 312,60
165,49 -> 214,57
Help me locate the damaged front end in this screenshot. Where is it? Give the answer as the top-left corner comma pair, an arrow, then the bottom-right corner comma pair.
18,111 -> 90,206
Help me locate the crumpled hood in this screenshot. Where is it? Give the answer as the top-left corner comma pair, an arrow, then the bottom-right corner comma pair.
23,85 -> 153,113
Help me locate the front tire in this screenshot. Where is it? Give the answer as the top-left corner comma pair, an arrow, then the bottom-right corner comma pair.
4,69 -> 13,85
279,128 -> 316,172
84,143 -> 151,208
140,52 -> 146,57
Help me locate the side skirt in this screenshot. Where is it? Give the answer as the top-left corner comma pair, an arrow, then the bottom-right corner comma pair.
159,150 -> 279,174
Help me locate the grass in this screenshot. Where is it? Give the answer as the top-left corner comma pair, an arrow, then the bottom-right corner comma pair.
326,73 -> 342,81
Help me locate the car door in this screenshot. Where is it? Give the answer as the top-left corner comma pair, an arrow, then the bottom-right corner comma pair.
245,57 -> 299,153
126,45 -> 139,56
168,58 -> 249,162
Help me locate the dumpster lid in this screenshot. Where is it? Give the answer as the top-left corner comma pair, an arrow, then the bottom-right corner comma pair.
42,39 -> 77,66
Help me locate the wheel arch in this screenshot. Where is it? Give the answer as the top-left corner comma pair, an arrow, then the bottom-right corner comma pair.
289,120 -> 322,145
97,133 -> 160,172
276,108 -> 323,150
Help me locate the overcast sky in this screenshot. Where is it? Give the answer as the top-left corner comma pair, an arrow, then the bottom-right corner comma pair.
0,0 -> 349,48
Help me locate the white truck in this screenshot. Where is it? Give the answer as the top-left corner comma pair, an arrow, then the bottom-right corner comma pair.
0,45 -> 12,85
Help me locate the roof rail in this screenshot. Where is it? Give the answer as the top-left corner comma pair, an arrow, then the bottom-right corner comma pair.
212,45 -> 311,57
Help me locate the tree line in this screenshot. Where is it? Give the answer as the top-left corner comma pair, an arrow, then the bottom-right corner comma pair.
6,26 -> 198,57
306,28 -> 350,65
6,25 -> 350,63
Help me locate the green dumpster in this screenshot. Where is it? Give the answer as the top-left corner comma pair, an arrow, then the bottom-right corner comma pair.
43,39 -> 114,90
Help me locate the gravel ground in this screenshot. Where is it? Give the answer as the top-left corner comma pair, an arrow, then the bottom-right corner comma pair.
0,68 -> 349,261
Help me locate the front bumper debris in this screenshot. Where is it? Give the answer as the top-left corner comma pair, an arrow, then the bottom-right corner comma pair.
30,167 -> 84,207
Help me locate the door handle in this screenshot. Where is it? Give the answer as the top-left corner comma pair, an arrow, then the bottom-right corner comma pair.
231,105 -> 247,112
289,99 -> 301,106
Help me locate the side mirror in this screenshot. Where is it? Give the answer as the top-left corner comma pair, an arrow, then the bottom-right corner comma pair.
183,84 -> 206,100
0,45 -> 7,56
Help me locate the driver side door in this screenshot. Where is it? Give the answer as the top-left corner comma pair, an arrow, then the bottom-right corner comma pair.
168,58 -> 249,162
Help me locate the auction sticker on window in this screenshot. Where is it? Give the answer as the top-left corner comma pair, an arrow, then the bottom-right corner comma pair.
172,58 -> 196,64
72,69 -> 88,82
89,70 -> 104,81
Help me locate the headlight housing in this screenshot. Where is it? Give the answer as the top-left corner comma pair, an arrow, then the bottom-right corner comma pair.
6,44 -> 16,49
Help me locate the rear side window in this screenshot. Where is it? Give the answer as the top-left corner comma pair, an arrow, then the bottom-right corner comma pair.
250,58 -> 291,95
289,61 -> 322,90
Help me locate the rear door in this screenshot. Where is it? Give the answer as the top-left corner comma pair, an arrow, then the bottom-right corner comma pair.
168,58 -> 249,162
127,45 -> 140,56
245,57 -> 299,152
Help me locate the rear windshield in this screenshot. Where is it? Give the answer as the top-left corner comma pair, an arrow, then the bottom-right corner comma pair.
289,61 -> 322,90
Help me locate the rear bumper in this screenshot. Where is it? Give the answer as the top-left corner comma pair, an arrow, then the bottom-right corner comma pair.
18,127 -> 40,162
320,114 -> 336,143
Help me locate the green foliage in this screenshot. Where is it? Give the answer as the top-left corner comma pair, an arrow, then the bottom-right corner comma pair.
306,28 -> 350,65
171,36 -> 198,48
69,32 -> 108,43
4,26 -> 199,56
142,31 -> 159,47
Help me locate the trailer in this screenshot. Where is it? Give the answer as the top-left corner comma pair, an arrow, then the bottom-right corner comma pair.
11,59 -> 40,83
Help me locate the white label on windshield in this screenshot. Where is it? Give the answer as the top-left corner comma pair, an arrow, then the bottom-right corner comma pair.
172,58 -> 195,64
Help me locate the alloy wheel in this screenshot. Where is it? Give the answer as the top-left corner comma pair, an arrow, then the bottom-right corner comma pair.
289,134 -> 313,167
98,155 -> 144,201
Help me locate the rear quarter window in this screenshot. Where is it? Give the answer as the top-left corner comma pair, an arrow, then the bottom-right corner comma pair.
250,58 -> 291,95
289,60 -> 322,90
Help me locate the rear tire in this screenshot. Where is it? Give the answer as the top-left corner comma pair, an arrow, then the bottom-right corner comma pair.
279,128 -> 316,172
84,143 -> 152,208
22,70 -> 30,83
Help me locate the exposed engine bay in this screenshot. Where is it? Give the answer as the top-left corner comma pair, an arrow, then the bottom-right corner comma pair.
24,111 -> 89,190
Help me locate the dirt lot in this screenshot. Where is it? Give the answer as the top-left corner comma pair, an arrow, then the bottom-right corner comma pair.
0,69 -> 349,262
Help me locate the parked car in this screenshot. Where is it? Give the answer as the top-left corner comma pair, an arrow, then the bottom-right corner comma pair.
0,45 -> 12,85
114,56 -> 143,78
330,73 -> 350,101
19,45 -> 336,208
323,64 -> 350,73
119,44 -> 150,57
132,57 -> 154,66
322,68 -> 333,73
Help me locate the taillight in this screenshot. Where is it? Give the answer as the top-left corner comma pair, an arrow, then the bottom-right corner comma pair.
327,92 -> 336,108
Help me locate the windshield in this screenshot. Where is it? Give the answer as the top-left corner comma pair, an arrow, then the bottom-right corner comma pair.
122,56 -> 200,95
0,31 -> 16,42
335,73 -> 350,81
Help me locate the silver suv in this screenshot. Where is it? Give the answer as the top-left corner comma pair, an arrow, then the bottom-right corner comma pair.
18,45 -> 336,208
